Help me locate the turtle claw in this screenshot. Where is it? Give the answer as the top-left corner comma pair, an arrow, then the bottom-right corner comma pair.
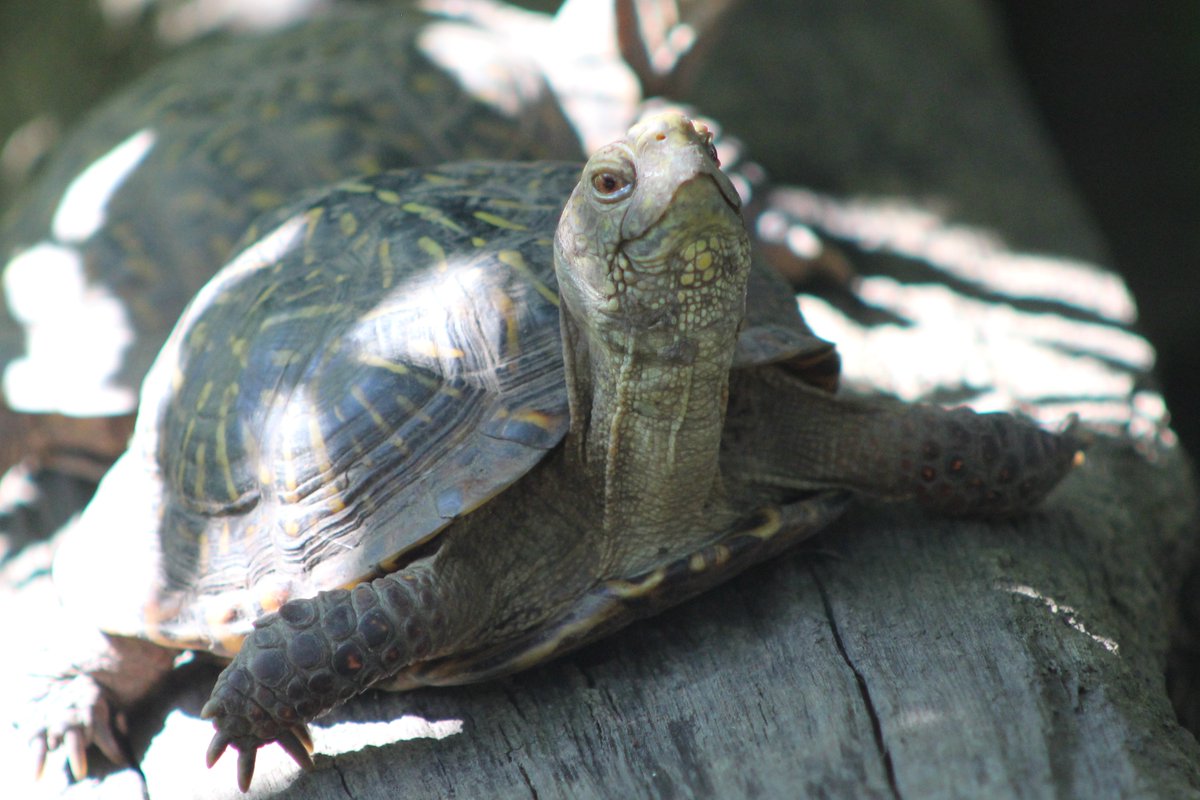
205,723 -> 315,790
27,673 -> 126,783
205,732 -> 230,769
32,734 -> 48,781
64,727 -> 88,781
199,697 -> 221,720
277,727 -> 315,771
291,723 -> 314,754
236,748 -> 257,793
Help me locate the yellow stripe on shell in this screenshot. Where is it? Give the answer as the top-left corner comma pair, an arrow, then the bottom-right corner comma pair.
417,236 -> 448,272
302,207 -> 324,262
497,250 -> 558,306
229,336 -> 249,367
351,384 -> 390,433
194,380 -> 214,410
405,340 -> 464,359
249,189 -> 284,210
357,353 -> 408,375
378,239 -> 396,288
307,411 -> 334,476
247,280 -> 280,316
282,282 -> 324,304
473,210 -> 528,231
393,392 -> 434,424
421,172 -> 465,186
214,383 -> 240,502
260,304 -> 343,329
490,288 -> 520,361
746,506 -> 784,540
401,202 -> 466,234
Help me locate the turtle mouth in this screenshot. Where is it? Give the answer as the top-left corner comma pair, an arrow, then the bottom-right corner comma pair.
707,166 -> 744,213
618,172 -> 742,243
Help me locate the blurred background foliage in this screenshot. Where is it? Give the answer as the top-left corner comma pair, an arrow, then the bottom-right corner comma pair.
0,0 -> 1195,455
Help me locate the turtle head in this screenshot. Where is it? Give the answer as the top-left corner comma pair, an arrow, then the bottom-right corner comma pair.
554,112 -> 753,564
555,111 -> 751,360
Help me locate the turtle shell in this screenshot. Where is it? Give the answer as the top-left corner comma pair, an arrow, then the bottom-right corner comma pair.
55,161 -> 838,657
0,9 -> 580,418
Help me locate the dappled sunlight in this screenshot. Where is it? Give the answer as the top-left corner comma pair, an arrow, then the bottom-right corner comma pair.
779,188 -> 1169,440
3,245 -> 135,415
1,129 -> 159,415
757,210 -> 824,259
101,0 -> 329,43
429,0 -> 638,151
772,188 -> 1137,323
417,7 -> 553,120
352,257 -> 501,391
999,582 -> 1120,655
140,708 -> 462,798
134,212 -> 308,433
51,129 -> 156,243
894,707 -> 945,732
799,282 -> 1148,423
312,713 -> 464,756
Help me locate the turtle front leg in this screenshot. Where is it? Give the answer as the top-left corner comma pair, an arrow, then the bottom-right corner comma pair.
201,564 -> 449,792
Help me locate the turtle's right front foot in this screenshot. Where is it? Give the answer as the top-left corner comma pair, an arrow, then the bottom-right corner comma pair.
201,696 -> 315,794
200,617 -> 320,793
202,574 -> 439,791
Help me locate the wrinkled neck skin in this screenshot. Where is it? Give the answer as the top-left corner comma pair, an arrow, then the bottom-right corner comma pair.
559,267 -> 742,576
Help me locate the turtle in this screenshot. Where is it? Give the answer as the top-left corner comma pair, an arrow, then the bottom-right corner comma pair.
33,112 -> 1085,791
0,0 -> 756,482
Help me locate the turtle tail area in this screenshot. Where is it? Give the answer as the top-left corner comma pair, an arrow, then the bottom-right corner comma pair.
724,368 -> 1088,517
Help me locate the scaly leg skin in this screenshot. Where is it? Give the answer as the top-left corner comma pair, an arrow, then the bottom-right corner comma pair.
201,565 -> 448,792
724,367 -> 1089,516
30,633 -> 176,781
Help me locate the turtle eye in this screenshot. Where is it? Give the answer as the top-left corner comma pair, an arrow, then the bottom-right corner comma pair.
590,170 -> 634,202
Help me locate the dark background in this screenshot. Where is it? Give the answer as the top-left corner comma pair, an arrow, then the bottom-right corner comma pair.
990,0 -> 1200,456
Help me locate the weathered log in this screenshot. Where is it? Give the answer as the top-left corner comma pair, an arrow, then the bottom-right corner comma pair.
2,1 -> 1198,799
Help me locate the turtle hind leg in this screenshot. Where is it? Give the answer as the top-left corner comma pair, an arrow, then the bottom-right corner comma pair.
725,367 -> 1087,517
200,564 -> 453,790
888,406 -> 1088,516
